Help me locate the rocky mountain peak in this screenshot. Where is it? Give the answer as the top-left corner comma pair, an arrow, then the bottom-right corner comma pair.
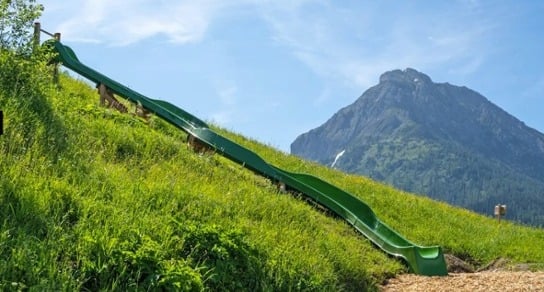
291,68 -> 544,226
379,68 -> 432,85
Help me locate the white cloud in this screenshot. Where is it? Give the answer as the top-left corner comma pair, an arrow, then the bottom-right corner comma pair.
41,0 -> 231,45
208,80 -> 240,125
521,75 -> 544,100
209,110 -> 234,125
40,0 -> 500,90
314,86 -> 332,105
214,82 -> 238,106
259,1 -> 498,91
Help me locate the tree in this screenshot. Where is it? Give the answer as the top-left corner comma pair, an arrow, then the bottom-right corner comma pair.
0,0 -> 43,53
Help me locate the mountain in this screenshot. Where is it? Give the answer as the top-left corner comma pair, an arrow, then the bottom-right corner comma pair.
291,68 -> 544,226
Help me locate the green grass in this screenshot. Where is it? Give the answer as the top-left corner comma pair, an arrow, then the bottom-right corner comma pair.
2,55 -> 544,291
217,126 -> 544,267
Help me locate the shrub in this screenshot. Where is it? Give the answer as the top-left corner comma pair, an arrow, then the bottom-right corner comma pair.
177,223 -> 264,291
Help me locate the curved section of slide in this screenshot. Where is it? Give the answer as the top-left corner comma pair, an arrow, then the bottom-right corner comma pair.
49,40 -> 447,276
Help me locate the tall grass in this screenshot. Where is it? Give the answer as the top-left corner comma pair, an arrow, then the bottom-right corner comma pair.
217,127 -> 544,266
2,54 -> 544,291
1,68 -> 399,291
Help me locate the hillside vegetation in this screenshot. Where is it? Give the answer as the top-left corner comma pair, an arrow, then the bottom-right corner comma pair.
1,51 -> 544,291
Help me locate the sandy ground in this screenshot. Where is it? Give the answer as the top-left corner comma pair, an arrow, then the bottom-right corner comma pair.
380,271 -> 544,291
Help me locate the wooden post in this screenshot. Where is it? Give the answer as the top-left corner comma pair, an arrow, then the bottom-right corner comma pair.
494,204 -> 507,223
52,32 -> 61,83
97,83 -> 128,113
187,135 -> 213,154
33,22 -> 41,51
0,110 -> 3,136
135,102 -> 152,121
277,181 -> 287,193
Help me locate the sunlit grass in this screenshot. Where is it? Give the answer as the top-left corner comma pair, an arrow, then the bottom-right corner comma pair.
2,65 -> 543,291
1,74 -> 399,291
216,125 -> 544,266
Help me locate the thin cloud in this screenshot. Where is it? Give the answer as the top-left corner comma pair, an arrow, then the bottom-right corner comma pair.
260,1 -> 499,91
208,80 -> 240,125
46,0 -> 230,45
40,0 -> 502,96
214,81 -> 238,106
522,75 -> 544,101
209,110 -> 234,125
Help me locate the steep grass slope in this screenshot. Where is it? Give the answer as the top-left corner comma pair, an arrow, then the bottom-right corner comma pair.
224,129 -> 544,267
1,55 -> 544,290
1,62 -> 401,290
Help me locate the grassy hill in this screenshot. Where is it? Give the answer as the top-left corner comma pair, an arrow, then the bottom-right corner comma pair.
1,53 -> 544,291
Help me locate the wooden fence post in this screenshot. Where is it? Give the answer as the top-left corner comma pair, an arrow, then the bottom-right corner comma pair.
33,22 -> 41,51
494,204 -> 507,223
52,33 -> 61,84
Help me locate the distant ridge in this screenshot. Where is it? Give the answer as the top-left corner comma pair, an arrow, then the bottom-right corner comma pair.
291,68 -> 544,226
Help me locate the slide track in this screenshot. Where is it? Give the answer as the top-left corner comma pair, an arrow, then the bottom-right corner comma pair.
50,40 -> 447,276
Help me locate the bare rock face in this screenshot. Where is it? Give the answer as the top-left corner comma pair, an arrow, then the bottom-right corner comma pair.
291,68 -> 544,226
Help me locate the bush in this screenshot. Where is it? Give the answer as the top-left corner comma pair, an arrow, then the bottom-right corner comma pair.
75,231 -> 204,291
177,223 -> 265,291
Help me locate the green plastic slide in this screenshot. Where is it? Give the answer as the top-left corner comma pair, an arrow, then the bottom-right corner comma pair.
49,40 -> 447,276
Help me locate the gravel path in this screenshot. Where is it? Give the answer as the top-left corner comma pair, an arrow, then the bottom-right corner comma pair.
380,271 -> 544,291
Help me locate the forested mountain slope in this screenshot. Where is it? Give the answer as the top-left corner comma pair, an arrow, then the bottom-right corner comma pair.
292,68 -> 544,226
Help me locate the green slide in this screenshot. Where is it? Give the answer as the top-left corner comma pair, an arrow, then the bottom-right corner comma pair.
49,40 -> 447,276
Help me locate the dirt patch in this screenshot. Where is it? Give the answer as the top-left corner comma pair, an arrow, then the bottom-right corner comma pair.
380,271 -> 544,291
476,257 -> 510,272
381,256 -> 544,291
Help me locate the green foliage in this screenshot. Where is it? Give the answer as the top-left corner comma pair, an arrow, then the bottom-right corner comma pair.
0,0 -> 43,53
73,229 -> 204,291
1,53 -> 544,291
336,138 -> 544,226
1,71 -> 396,290
176,223 -> 264,291
217,127 -> 544,267
0,49 -> 61,165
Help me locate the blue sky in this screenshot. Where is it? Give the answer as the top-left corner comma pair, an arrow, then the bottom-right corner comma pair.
37,0 -> 543,152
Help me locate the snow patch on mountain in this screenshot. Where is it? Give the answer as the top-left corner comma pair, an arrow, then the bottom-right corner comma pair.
331,150 -> 346,168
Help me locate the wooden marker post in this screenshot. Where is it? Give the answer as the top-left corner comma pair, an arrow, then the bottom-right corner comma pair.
33,22 -> 41,51
0,110 -> 3,136
53,33 -> 61,83
494,204 -> 507,223
32,23 -> 62,83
